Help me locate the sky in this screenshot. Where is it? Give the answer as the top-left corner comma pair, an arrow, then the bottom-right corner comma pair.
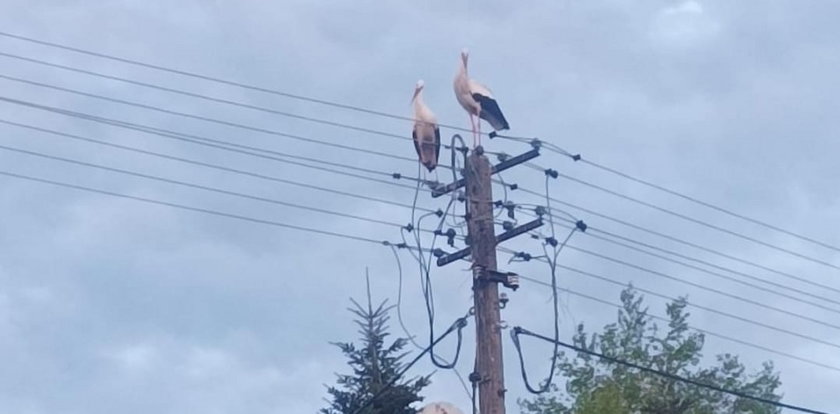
0,0 -> 838,413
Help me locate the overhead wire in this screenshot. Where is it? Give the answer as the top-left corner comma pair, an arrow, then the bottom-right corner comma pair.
350,313 -> 470,414
388,244 -> 473,402
3,29 -> 834,258
530,259 -> 840,351
525,211 -> 840,313
511,326 -> 830,414
0,143 -> 435,233
0,31 -> 490,138
546,168 -> 840,271
0,98 -> 428,192
516,186 -> 840,293
495,254 -> 840,374
566,244 -> 840,335
0,169 -> 401,246
537,140 -> 840,254
0,74 -> 426,164
0,118 -> 436,214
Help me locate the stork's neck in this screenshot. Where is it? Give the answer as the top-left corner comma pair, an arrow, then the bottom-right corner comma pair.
413,91 -> 426,112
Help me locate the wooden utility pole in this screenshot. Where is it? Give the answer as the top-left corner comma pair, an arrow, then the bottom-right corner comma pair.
466,146 -> 506,414
434,139 -> 540,414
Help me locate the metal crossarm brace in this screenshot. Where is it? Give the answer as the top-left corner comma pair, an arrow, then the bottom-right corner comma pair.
436,218 -> 544,266
431,148 -> 540,198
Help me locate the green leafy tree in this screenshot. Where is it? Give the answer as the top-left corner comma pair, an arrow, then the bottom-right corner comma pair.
520,287 -> 782,414
321,285 -> 430,414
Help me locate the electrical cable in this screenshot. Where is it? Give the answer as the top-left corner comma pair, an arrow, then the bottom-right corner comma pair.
539,141 -> 840,253
0,51 -> 417,143
0,118 -> 436,214
0,31 -> 499,139
516,186 -> 840,293
511,327 -> 831,414
549,169 -> 840,271
529,211 -> 840,313
0,169 -> 398,245
533,260 -> 840,351
567,245 -> 840,335
0,99 -> 428,192
3,29 -> 834,256
388,245 -> 473,402
495,255 -> 840,373
0,144 -> 434,232
0,75 -> 423,164
350,314 -> 470,414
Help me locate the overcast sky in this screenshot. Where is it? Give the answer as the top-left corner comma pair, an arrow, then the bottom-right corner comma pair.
0,1 -> 838,413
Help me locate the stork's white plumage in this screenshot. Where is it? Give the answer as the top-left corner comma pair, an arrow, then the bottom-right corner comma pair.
411,80 -> 441,172
453,48 -> 509,147
417,401 -> 464,414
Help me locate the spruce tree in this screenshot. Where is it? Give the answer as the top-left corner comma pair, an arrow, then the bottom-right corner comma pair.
321,280 -> 430,414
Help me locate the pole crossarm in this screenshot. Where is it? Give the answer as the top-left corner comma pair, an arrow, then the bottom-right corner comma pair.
436,218 -> 544,266
431,148 -> 540,198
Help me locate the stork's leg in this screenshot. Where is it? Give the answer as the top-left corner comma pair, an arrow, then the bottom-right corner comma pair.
477,119 -> 482,147
469,114 -> 478,148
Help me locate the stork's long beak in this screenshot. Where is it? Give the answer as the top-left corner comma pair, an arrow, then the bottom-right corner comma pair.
411,88 -> 421,104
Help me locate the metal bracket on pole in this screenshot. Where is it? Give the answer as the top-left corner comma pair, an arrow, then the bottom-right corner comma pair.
432,148 -> 541,198
436,218 -> 544,267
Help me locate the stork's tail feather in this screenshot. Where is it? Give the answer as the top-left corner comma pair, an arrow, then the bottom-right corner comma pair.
473,93 -> 510,131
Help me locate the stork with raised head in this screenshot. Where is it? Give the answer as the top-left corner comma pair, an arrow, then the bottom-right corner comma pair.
453,48 -> 509,147
411,79 -> 441,173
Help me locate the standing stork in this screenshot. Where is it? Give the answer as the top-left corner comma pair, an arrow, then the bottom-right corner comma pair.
412,79 -> 441,173
453,48 -> 509,147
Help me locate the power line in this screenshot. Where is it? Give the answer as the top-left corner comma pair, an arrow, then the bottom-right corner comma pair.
3,29 -> 834,258
351,314 -> 469,414
0,118 -> 437,214
0,50 -> 416,143
549,169 -> 840,271
516,186 -> 839,293
0,74 -> 422,164
0,98 -> 427,192
0,31 -> 483,137
542,143 -> 840,253
578,218 -> 840,299
500,263 -> 840,373
0,143 -> 421,231
518,207 -> 840,302
541,216 -> 840,313
0,170 -> 395,245
511,327 -> 831,414
567,245 -> 840,335
550,262 -> 840,350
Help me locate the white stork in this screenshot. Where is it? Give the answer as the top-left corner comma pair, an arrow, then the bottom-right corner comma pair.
418,402 -> 464,414
411,79 -> 441,172
453,48 -> 509,147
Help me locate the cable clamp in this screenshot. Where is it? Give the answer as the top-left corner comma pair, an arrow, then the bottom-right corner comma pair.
530,139 -> 542,149
545,237 -> 558,247
575,220 -> 588,232
488,131 -> 498,139
534,206 -> 547,217
403,223 -> 414,232
432,248 -> 446,258
496,152 -> 510,162
434,209 -> 444,217
392,172 -> 402,180
509,183 -> 518,191
545,168 -> 559,179
502,221 -> 514,231
571,154 -> 581,161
